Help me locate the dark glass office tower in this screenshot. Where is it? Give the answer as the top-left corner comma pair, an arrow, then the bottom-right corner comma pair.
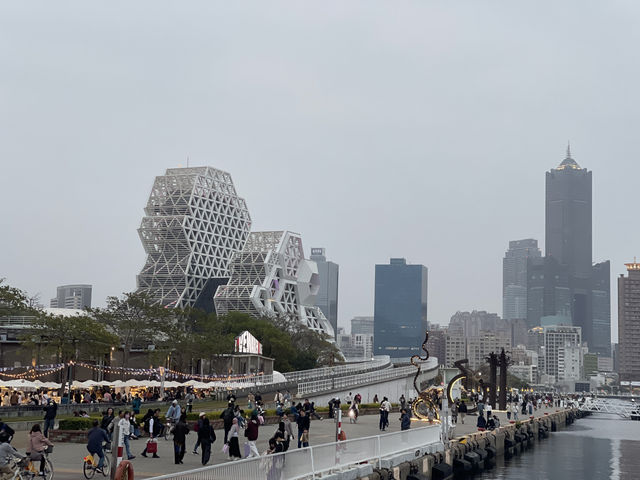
527,147 -> 611,356
373,258 -> 428,357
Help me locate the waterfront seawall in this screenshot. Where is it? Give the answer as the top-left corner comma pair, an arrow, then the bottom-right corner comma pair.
328,408 -> 580,480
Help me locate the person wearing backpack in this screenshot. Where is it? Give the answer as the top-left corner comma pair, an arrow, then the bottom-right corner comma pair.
220,402 -> 235,444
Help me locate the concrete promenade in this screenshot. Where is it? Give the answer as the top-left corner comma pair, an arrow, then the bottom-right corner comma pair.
8,405 -> 562,479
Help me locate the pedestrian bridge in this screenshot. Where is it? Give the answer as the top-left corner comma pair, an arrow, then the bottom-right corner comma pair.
578,398 -> 639,419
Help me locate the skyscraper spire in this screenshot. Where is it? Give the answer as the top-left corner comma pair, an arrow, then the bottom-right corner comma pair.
566,141 -> 572,159
557,141 -> 580,170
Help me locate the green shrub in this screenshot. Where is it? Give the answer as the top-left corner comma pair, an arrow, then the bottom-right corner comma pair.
58,418 -> 94,430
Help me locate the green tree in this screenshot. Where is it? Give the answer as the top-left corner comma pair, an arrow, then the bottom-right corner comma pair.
90,292 -> 172,369
0,279 -> 34,317
27,313 -> 118,363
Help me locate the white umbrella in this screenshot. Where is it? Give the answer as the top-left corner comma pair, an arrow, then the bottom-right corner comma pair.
124,379 -> 144,388
163,381 -> 182,388
3,379 -> 37,390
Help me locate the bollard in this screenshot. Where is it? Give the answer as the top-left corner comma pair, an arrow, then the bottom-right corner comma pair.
110,423 -> 121,480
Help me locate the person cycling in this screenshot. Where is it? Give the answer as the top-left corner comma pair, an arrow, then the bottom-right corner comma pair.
28,424 -> 53,476
86,420 -> 109,473
0,431 -> 26,478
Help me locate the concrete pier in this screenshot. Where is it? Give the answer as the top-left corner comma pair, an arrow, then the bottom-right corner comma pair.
352,408 -> 580,480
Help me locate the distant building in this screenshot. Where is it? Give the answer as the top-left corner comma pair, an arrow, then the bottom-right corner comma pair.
136,167 -> 251,311
528,148 -> 611,356
50,285 -> 92,310
350,316 -> 374,359
466,331 -> 511,370
215,231 -> 334,337
503,239 -> 541,321
618,260 -> 640,382
543,325 -> 582,382
310,248 -> 339,339
426,328 -> 447,367
351,316 -> 374,336
445,334 -> 466,368
373,258 -> 428,357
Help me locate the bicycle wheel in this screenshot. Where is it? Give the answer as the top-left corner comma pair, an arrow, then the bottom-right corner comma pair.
101,456 -> 111,477
43,457 -> 54,480
83,460 -> 96,479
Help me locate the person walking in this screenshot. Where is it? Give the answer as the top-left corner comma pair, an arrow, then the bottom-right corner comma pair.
283,414 -> 295,451
197,416 -> 215,465
512,402 -> 519,421
399,408 -> 411,431
245,413 -> 260,457
296,410 -> 310,448
221,402 -> 235,444
458,401 -> 467,424
192,412 -> 206,455
42,398 -> 57,438
100,408 -> 115,442
141,410 -> 161,458
381,397 -> 391,430
451,401 -> 458,424
172,413 -> 190,464
118,411 -> 135,460
227,417 -> 241,460
185,392 -> 195,413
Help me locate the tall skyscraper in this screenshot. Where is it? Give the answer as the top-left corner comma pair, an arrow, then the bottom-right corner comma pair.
527,147 -> 610,355
310,248 -> 339,339
49,284 -> 92,310
373,258 -> 428,357
136,167 -> 251,311
351,316 -> 374,335
503,239 -> 541,321
618,260 -> 640,382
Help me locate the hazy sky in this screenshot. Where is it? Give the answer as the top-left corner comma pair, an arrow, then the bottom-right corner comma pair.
2,1 -> 639,341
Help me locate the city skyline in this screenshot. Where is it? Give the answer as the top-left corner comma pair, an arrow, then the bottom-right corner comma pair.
3,2 -> 640,341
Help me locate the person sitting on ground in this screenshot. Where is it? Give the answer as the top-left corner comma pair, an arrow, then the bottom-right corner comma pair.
28,424 -> 53,476
477,412 -> 487,431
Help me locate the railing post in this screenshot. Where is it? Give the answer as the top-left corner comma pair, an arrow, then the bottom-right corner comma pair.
377,435 -> 382,468
309,446 -> 315,479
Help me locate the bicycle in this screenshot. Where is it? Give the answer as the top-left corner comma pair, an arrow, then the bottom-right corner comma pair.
6,458 -> 29,480
23,446 -> 54,480
82,447 -> 111,479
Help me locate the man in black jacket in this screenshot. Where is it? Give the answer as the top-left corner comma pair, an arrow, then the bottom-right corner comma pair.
43,399 -> 57,438
296,409 -> 310,448
220,402 -> 235,444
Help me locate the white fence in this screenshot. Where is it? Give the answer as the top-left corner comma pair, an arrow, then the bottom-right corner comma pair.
147,424 -> 442,480
297,358 -> 438,396
284,358 -> 391,383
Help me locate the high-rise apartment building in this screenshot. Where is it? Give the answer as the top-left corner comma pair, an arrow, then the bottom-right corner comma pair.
310,248 -> 339,339
50,285 -> 92,310
618,261 -> 640,382
527,147 -> 611,356
503,239 -> 541,321
426,328 -> 447,366
373,258 -> 428,357
542,325 -> 582,382
466,331 -> 511,370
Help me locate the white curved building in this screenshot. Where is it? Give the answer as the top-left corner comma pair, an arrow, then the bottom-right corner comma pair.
136,167 -> 251,310
214,231 -> 335,337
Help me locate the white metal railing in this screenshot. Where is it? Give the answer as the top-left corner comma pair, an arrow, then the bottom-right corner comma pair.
579,398 -> 639,418
146,424 -> 442,480
284,357 -> 390,383
297,357 -> 438,396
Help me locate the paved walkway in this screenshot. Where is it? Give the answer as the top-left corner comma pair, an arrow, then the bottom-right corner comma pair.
9,405 -> 562,479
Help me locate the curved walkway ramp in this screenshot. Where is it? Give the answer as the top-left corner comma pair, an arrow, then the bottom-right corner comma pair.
578,398 -> 639,419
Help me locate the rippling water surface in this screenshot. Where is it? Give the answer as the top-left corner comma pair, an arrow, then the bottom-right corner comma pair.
480,414 -> 640,480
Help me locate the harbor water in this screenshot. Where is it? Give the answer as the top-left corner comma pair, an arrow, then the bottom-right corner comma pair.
481,414 -> 640,480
